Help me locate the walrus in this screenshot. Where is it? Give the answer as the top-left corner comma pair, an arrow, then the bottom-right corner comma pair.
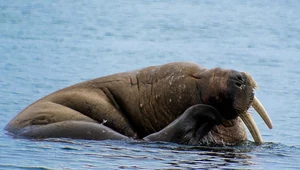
5,62 -> 272,145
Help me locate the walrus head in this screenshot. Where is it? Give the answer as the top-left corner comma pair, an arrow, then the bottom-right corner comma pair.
194,68 -> 272,144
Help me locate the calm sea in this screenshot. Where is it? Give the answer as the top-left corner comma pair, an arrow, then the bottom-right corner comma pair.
1,0 -> 300,169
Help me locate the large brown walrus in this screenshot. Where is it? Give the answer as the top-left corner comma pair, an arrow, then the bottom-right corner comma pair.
5,62 -> 272,145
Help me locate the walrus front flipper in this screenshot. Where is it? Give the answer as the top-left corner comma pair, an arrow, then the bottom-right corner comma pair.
13,121 -> 128,140
144,104 -> 221,145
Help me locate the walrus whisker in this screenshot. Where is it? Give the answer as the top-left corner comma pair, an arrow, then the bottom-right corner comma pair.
252,96 -> 273,129
239,112 -> 263,144
243,72 -> 258,90
237,73 -> 272,143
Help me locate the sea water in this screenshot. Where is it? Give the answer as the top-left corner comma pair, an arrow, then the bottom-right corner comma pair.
1,0 -> 300,169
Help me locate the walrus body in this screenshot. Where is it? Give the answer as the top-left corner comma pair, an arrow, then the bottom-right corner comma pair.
5,62 -> 271,145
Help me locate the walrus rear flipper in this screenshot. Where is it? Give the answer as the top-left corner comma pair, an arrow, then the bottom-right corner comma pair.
12,121 -> 128,140
144,104 -> 221,145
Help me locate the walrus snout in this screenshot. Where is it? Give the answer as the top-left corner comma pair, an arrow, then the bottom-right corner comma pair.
198,69 -> 271,144
231,71 -> 246,90
197,69 -> 255,120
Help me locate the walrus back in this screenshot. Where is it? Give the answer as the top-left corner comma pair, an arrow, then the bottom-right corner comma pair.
5,62 -> 205,139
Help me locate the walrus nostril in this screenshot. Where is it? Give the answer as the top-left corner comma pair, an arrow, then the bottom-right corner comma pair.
232,72 -> 245,85
237,74 -> 244,82
235,82 -> 242,87
231,72 -> 247,89
235,81 -> 246,90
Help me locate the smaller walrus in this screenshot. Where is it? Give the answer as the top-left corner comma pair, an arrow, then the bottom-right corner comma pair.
5,62 -> 272,145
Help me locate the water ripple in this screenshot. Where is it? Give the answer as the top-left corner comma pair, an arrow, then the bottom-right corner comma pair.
1,0 -> 300,169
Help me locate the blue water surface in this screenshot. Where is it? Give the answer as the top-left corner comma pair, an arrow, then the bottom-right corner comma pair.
1,0 -> 300,169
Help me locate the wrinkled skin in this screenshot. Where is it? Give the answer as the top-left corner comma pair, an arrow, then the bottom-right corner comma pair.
5,62 -> 255,145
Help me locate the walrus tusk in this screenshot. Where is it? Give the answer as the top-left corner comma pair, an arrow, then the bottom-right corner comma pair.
239,112 -> 263,144
252,96 -> 273,129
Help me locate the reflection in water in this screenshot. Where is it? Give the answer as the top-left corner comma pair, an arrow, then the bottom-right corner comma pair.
168,142 -> 255,169
1,0 -> 300,169
1,136 -> 299,169
128,140 -> 258,169
197,148 -> 254,168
